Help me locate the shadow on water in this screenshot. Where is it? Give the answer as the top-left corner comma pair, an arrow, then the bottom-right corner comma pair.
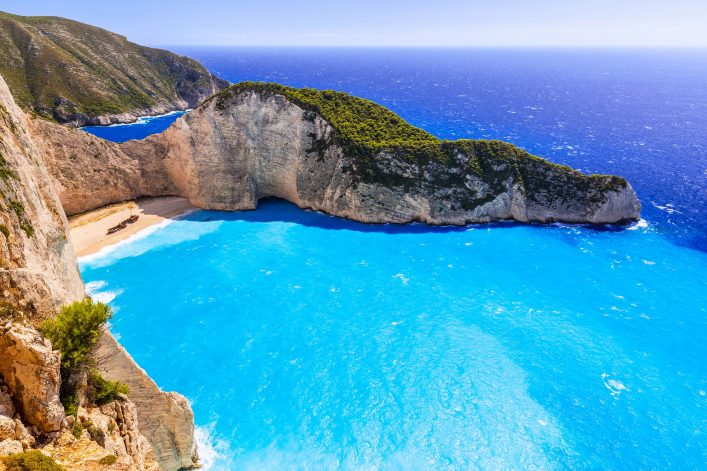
178,197 -> 635,235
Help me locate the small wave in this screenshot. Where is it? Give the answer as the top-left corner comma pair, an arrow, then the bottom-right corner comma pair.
602,373 -> 628,398
194,424 -> 232,470
85,280 -> 107,295
92,289 -> 123,304
627,218 -> 649,231
651,202 -> 681,214
392,273 -> 409,285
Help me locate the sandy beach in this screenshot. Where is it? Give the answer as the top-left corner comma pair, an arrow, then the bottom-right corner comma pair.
69,196 -> 195,257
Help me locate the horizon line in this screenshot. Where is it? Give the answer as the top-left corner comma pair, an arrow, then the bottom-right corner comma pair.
153,44 -> 707,50
152,44 -> 707,51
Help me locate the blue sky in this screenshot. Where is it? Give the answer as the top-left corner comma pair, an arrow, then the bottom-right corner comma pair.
2,0 -> 706,47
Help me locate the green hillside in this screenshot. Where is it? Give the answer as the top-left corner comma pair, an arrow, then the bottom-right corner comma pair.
0,11 -> 228,124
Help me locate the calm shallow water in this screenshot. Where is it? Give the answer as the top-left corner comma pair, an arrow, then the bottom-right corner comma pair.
82,201 -> 706,469
78,49 -> 707,469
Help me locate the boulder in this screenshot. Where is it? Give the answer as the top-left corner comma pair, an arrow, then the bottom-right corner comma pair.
0,324 -> 64,432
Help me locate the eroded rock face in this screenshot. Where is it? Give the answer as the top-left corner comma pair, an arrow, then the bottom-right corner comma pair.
0,324 -> 63,433
78,399 -> 160,471
35,88 -> 640,225
0,76 -> 84,320
0,74 -> 198,468
95,332 -> 198,470
0,438 -> 22,456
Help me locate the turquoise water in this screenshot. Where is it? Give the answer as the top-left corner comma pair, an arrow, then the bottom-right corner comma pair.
80,201 -> 707,469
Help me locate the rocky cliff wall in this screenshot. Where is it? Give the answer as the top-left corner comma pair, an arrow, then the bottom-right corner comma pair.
0,75 -> 197,470
0,75 -> 84,320
35,87 -> 641,225
95,332 -> 198,470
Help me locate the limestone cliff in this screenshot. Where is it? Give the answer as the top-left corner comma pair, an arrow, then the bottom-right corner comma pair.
0,71 -> 83,319
0,75 -> 197,470
0,323 -> 159,470
95,332 -> 198,470
36,83 -> 640,225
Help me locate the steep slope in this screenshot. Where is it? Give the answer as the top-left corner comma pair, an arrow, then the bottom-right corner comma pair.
35,82 -> 641,225
0,11 -> 228,126
0,69 -> 83,319
0,75 -> 198,469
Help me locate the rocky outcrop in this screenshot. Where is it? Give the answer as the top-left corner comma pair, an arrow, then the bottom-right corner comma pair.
95,332 -> 198,471
0,74 -> 197,469
0,73 -> 84,320
34,84 -> 640,225
40,400 -> 159,470
77,400 -> 159,470
0,324 -> 63,433
0,322 -> 159,469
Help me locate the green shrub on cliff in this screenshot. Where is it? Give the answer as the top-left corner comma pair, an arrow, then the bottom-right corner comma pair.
1,450 -> 63,471
88,370 -> 129,406
41,299 -> 129,415
41,298 -> 112,370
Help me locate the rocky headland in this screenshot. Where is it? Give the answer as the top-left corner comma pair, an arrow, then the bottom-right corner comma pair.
0,12 -> 228,127
35,82 -> 641,225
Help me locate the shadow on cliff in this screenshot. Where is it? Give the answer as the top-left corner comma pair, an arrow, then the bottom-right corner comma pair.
178,197 -> 630,235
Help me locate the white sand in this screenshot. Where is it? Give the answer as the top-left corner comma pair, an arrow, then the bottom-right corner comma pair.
69,196 -> 195,257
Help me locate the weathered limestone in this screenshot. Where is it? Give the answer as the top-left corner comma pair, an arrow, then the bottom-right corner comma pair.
95,332 -> 197,470
0,76 -> 84,320
34,88 -> 640,225
0,438 -> 22,456
0,324 -> 63,433
78,400 -> 160,471
0,74 -> 198,468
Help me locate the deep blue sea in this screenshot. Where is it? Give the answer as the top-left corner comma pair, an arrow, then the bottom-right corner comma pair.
79,49 -> 707,469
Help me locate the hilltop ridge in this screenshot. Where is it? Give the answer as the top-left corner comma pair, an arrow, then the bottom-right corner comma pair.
0,11 -> 229,126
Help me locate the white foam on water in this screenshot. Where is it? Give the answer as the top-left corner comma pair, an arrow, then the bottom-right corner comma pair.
627,218 -> 650,231
84,280 -> 107,295
194,424 -> 233,470
602,373 -> 629,398
651,202 -> 681,214
392,273 -> 410,285
91,289 -> 123,304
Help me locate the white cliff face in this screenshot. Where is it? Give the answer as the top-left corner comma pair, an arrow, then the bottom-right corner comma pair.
0,77 -> 84,319
35,88 -> 640,225
95,331 -> 198,471
0,74 -> 198,469
138,90 -> 640,225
